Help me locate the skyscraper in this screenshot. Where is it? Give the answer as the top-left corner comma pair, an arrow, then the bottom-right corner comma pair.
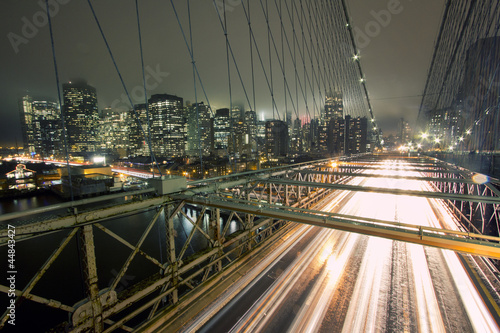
345,116 -> 368,155
98,110 -> 129,157
63,81 -> 99,152
187,102 -> 212,157
148,94 -> 185,158
19,95 -> 61,157
32,100 -> 61,157
290,117 -> 302,155
19,95 -> 34,154
129,103 -> 150,156
265,120 -> 288,158
323,91 -> 343,124
213,108 -> 230,157
244,110 -> 257,156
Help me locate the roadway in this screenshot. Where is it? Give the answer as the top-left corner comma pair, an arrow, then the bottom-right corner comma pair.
179,159 -> 500,332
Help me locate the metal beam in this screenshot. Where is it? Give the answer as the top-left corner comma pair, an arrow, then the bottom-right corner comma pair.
172,195 -> 500,259
265,179 -> 500,205
0,188 -> 155,224
297,170 -> 479,184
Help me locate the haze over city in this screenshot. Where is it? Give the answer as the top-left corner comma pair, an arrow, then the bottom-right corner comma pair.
0,0 -> 444,147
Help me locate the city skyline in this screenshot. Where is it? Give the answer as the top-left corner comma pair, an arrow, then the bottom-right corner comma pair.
18,84 -> 377,163
0,0 -> 445,146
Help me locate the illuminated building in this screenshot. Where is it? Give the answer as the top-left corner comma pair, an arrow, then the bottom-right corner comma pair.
98,110 -> 130,157
19,95 -> 35,154
63,81 -> 99,152
244,110 -> 257,156
5,164 -> 36,191
187,102 -> 212,157
323,91 -> 343,124
327,117 -> 345,156
229,118 -> 246,158
148,94 -> 185,158
213,108 -> 230,157
129,103 -> 150,156
290,117 -> 302,155
345,115 -> 368,155
265,120 -> 288,158
19,96 -> 61,157
398,118 -> 412,143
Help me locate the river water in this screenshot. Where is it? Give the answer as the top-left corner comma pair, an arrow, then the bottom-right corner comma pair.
0,193 -> 243,332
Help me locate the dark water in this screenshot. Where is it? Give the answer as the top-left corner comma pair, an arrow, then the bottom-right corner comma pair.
0,194 -> 243,332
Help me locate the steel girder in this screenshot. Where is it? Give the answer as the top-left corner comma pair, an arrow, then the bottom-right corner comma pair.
1,153 -> 499,331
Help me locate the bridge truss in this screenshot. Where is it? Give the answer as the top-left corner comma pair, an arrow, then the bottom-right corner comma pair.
0,154 -> 499,332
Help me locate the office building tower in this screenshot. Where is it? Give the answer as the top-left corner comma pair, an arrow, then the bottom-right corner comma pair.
19,95 -> 35,154
265,120 -> 288,158
129,104 -> 150,156
32,100 -> 62,157
213,108 -> 230,157
187,102 -> 212,157
290,117 -> 302,155
63,81 -> 99,152
98,110 -> 129,156
345,116 -> 368,155
148,94 -> 185,158
244,110 -> 257,156
398,118 -> 412,143
323,91 -> 343,125
327,117 -> 345,156
19,96 -> 62,157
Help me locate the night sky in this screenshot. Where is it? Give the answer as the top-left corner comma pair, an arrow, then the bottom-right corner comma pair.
0,0 -> 445,147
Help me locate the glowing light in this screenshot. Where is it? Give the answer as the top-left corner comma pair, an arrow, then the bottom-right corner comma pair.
472,173 -> 489,184
434,138 -> 441,144
466,129 -> 471,135
360,78 -> 365,83
421,133 -> 428,139
417,144 -> 422,148
93,156 -> 105,164
353,54 -> 359,60
459,137 -> 464,141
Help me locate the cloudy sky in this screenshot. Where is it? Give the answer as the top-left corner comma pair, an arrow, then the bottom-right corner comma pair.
0,0 -> 445,147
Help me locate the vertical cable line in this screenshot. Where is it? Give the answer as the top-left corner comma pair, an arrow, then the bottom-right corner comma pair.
223,0 -> 235,171
265,0 -> 277,120
211,1 -> 255,113
304,0 -> 328,108
430,1 -> 477,112
187,0 -> 204,177
46,0 -> 73,201
293,0 -> 315,123
257,0 -> 300,119
135,0 -> 161,177
280,0 -> 287,120
291,4 -> 299,124
86,0 -> 162,176
246,0 -> 259,166
339,0 -> 374,120
315,0 -> 336,103
239,0 -> 283,118
270,0 -> 312,121
169,0 -> 214,118
303,0 -> 320,121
